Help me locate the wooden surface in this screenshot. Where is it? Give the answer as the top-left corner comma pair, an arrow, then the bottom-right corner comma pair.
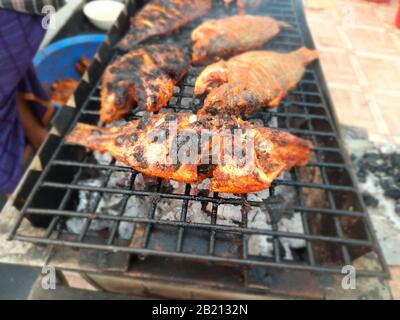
28,276 -> 143,300
389,267 -> 400,299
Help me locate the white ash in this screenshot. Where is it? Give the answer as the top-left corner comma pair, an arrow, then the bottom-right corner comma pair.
357,171 -> 400,264
155,183 -> 305,260
117,195 -> 152,240
342,127 -> 400,264
94,151 -> 113,165
66,179 -> 117,234
187,202 -> 213,224
71,152 -> 306,260
67,152 -> 154,239
360,172 -> 400,230
134,173 -> 159,190
278,213 -> 306,260
169,180 -> 188,195
247,205 -> 273,257
378,143 -> 396,155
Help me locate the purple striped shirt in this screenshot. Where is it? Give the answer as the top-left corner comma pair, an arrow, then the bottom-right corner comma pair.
0,0 -> 65,15
0,10 -> 54,194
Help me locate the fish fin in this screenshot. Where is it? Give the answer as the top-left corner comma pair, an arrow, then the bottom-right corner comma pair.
66,123 -> 114,153
296,47 -> 319,65
278,20 -> 292,29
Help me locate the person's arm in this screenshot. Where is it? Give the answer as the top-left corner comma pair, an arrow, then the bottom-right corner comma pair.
0,0 -> 66,15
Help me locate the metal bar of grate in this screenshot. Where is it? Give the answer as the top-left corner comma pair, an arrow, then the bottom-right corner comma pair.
11,233 -> 385,278
23,208 -> 375,246
176,184 -> 191,252
208,194 -> 219,256
44,155 -> 91,239
107,172 -> 137,246
296,69 -> 352,267
77,161 -> 115,243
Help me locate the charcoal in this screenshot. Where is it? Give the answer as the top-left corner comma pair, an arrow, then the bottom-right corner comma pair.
380,178 -> 393,192
384,186 -> 400,200
362,192 -> 379,208
363,153 -> 383,170
394,173 -> 400,185
364,155 -> 392,179
356,168 -> 367,183
391,153 -> 400,168
395,201 -> 400,215
261,195 -> 294,224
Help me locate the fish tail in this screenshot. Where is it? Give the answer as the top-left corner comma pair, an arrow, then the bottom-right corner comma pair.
296,47 -> 319,65
278,20 -> 292,29
66,123 -> 113,152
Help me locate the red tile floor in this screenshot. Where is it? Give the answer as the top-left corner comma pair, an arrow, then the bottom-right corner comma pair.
305,0 -> 400,144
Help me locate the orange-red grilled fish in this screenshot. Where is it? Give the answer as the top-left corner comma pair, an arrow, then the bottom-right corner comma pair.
101,43 -> 190,123
118,0 -> 212,51
50,78 -> 79,106
192,15 -> 290,64
75,56 -> 92,76
66,113 -> 312,193
195,48 -> 319,117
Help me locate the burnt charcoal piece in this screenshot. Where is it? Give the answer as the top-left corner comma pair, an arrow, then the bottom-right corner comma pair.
395,200 -> 400,215
261,194 -> 294,224
353,150 -> 400,202
363,153 -> 386,171
362,191 -> 379,208
391,153 -> 400,168
384,186 -> 400,200
356,168 -> 367,183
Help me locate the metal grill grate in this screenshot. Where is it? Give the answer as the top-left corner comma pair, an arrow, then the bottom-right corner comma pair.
8,0 -> 389,284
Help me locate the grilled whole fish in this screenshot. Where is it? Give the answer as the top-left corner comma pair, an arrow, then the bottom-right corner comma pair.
118,0 -> 212,51
101,44 -> 190,123
66,113 -> 312,194
192,15 -> 289,64
195,48 -> 319,117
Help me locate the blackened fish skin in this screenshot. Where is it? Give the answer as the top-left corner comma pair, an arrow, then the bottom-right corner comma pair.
192,15 -> 290,64
118,0 -> 212,51
66,113 -> 313,194
195,48 -> 319,117
101,43 -> 191,123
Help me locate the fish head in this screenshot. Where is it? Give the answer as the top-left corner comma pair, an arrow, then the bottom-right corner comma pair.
100,81 -> 136,123
194,60 -> 228,95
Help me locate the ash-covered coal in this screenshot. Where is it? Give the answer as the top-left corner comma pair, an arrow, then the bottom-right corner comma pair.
353,149 -> 400,214
260,172 -> 297,224
66,173 -> 152,240
155,172 -> 304,260
342,124 -> 400,264
67,150 -> 306,260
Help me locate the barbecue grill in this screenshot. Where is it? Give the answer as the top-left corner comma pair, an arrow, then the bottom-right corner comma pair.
4,0 -> 391,299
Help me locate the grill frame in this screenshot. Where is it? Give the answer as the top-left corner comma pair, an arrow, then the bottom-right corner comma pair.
7,0 -> 390,292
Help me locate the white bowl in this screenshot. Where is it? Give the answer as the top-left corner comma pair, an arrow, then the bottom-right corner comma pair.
83,0 -> 125,31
